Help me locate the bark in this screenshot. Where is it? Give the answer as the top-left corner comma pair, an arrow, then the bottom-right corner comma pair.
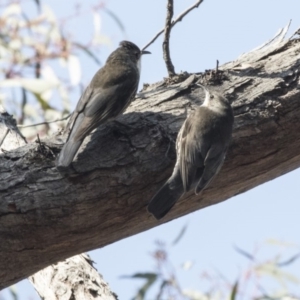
0,107 -> 116,299
0,24 -> 300,289
0,105 -> 27,152
29,254 -> 117,300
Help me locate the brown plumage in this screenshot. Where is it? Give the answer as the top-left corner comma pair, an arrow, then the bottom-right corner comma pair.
57,41 -> 150,169
147,85 -> 234,220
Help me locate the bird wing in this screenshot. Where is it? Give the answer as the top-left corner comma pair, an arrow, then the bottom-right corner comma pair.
179,108 -> 228,193
194,144 -> 227,194
67,72 -> 138,143
178,111 -> 206,192
64,86 -> 93,135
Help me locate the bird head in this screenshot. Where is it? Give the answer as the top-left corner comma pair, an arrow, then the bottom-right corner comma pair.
119,40 -> 151,63
196,83 -> 230,109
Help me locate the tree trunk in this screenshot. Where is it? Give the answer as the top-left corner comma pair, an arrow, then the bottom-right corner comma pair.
29,254 -> 118,300
0,24 -> 300,289
0,106 -> 117,299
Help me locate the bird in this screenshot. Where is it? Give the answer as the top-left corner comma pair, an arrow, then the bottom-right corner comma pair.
56,41 -> 150,169
147,84 -> 234,220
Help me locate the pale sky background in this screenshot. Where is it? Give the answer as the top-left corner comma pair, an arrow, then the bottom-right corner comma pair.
1,0 -> 300,299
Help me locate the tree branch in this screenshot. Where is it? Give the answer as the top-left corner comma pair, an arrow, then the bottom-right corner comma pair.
29,254 -> 118,300
163,0 -> 176,77
18,114 -> 71,128
0,105 -> 27,153
142,0 -> 204,51
0,26 -> 300,289
0,105 -> 117,298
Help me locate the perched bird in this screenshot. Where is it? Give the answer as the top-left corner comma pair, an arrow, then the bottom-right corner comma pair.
147,85 -> 234,220
57,41 -> 150,168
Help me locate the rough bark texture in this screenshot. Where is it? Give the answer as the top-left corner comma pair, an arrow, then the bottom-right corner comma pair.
0,105 -> 27,153
0,107 -> 116,299
0,25 -> 300,289
29,254 -> 118,300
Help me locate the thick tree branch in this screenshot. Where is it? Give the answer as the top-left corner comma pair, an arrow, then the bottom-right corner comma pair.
0,26 -> 300,289
1,106 -> 116,299
29,254 -> 118,300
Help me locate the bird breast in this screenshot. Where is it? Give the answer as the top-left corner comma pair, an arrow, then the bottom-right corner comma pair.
137,58 -> 141,74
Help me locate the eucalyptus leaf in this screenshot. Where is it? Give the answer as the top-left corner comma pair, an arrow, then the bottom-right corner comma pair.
229,281 -> 238,300
103,8 -> 125,33
122,272 -> 158,300
67,55 -> 82,86
0,78 -> 58,95
2,3 -> 22,17
74,42 -> 101,65
172,223 -> 188,245
256,262 -> 300,284
233,245 -> 254,261
8,285 -> 18,300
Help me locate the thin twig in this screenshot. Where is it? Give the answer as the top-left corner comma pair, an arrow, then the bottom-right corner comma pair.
36,133 -> 41,146
20,88 -> 27,125
0,129 -> 9,148
216,59 -> 219,74
142,0 -> 204,51
163,0 -> 176,77
18,114 -> 71,128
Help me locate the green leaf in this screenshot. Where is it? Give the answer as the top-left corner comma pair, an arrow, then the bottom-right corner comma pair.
182,289 -> 209,300
33,92 -> 52,111
277,252 -> 300,267
156,280 -> 169,300
0,78 -> 58,111
2,3 -> 21,17
229,281 -> 238,300
182,260 -> 194,271
233,245 -> 254,261
121,272 -> 158,300
33,0 -> 41,10
122,272 -> 158,280
0,78 -> 58,95
103,8 -> 125,33
265,239 -> 297,248
67,55 -> 82,85
8,285 -> 18,300
172,223 -> 188,246
256,262 -> 300,285
73,42 -> 101,65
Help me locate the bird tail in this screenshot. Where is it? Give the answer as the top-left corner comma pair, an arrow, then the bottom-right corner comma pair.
147,175 -> 184,220
56,139 -> 83,169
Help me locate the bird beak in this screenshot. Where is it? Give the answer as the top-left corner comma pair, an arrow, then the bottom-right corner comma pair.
141,50 -> 151,55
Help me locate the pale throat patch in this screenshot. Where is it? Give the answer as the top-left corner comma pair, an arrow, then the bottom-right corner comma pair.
202,91 -> 225,113
202,89 -> 211,107
137,58 -> 141,74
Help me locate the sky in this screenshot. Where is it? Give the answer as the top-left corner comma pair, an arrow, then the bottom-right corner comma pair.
1,0 -> 300,299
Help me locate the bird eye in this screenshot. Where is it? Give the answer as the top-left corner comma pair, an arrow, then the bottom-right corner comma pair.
210,95 -> 214,99
135,52 -> 140,59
